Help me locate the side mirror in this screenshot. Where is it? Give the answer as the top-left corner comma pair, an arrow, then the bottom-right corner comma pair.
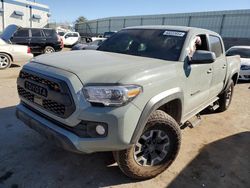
191,50 -> 216,64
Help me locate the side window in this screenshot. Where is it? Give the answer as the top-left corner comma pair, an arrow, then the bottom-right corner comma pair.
31,29 -> 42,37
187,34 -> 209,58
73,33 -> 79,37
13,29 -> 29,37
43,29 -> 57,38
65,33 -> 71,38
209,35 -> 223,58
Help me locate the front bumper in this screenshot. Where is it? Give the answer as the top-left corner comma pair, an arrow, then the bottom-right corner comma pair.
16,102 -> 141,153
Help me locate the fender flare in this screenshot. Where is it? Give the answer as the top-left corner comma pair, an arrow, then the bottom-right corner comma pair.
222,71 -> 239,94
130,88 -> 183,144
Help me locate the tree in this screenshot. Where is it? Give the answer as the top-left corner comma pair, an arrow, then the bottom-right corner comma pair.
75,16 -> 87,24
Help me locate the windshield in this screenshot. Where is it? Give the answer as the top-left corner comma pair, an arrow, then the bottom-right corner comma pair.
98,29 -> 186,61
226,48 -> 250,58
1,24 -> 19,42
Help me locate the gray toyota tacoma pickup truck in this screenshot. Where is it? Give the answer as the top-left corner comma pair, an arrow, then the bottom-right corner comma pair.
16,26 -> 240,179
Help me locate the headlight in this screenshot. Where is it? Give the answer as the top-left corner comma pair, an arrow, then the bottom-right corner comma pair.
83,85 -> 142,106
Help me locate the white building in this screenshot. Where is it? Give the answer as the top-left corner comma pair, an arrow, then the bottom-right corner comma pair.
0,0 -> 50,32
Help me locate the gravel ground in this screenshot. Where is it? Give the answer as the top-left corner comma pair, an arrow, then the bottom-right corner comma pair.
0,61 -> 249,188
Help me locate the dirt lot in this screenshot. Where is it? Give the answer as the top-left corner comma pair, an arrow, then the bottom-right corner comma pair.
0,62 -> 249,188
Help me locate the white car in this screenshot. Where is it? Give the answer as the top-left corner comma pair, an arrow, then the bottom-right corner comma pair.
0,38 -> 33,70
226,46 -> 250,81
58,31 -> 80,46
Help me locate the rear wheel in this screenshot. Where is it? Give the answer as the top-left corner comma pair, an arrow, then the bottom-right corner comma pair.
113,110 -> 181,179
0,53 -> 12,70
217,80 -> 234,112
44,46 -> 55,54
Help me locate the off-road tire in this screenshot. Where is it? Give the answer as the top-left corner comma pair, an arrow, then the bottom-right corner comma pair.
113,110 -> 181,179
0,53 -> 12,70
217,80 -> 234,112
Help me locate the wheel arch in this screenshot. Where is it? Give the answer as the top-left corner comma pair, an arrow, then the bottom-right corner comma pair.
231,73 -> 238,85
130,88 -> 183,144
0,52 -> 14,62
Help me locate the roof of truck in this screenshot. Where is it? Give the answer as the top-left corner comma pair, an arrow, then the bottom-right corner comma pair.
124,25 -> 219,35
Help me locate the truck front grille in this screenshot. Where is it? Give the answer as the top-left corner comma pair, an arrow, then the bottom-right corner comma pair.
43,99 -> 66,116
19,71 -> 61,92
18,86 -> 34,102
17,70 -> 75,118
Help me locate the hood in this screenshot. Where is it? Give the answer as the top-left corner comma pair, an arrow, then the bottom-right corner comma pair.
33,50 -> 175,84
240,58 -> 250,66
0,24 -> 19,41
72,43 -> 88,50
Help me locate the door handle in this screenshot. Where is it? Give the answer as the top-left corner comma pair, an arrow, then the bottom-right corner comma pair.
207,68 -> 213,74
222,64 -> 226,69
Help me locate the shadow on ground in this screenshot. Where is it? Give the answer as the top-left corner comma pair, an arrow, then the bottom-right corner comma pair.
10,64 -> 20,68
168,132 -> 250,188
0,106 -> 137,188
1,106 -> 249,188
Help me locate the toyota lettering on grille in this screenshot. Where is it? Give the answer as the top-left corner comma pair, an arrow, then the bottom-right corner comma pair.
24,81 -> 47,97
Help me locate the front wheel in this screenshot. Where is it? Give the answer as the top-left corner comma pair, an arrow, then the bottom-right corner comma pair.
113,110 -> 181,179
0,53 -> 12,70
44,46 -> 55,54
217,80 -> 234,112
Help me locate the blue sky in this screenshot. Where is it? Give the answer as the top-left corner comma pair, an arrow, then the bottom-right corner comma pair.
35,0 -> 250,23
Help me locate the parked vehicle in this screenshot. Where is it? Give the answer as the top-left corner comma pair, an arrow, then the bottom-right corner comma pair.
103,31 -> 117,38
16,26 -> 240,179
91,36 -> 106,42
1,24 -> 63,54
58,31 -> 80,46
91,31 -> 116,42
0,38 -> 33,69
71,39 -> 106,50
226,46 -> 250,81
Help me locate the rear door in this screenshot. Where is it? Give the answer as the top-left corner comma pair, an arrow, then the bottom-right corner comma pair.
208,35 -> 227,98
11,28 -> 30,46
30,29 -> 46,53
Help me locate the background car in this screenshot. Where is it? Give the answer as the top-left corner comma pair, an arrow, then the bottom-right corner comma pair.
71,38 -> 106,51
226,46 -> 250,81
0,38 -> 33,69
58,31 -> 80,46
1,24 -> 63,54
91,31 -> 116,42
103,31 -> 117,38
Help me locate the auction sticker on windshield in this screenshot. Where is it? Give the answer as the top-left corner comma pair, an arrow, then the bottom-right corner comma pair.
163,30 -> 185,37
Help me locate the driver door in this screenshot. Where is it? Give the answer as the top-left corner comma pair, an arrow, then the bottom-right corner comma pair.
183,34 -> 213,115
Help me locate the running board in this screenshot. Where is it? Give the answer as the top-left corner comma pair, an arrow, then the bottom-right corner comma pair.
209,103 -> 220,111
210,100 -> 220,111
183,114 -> 202,129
